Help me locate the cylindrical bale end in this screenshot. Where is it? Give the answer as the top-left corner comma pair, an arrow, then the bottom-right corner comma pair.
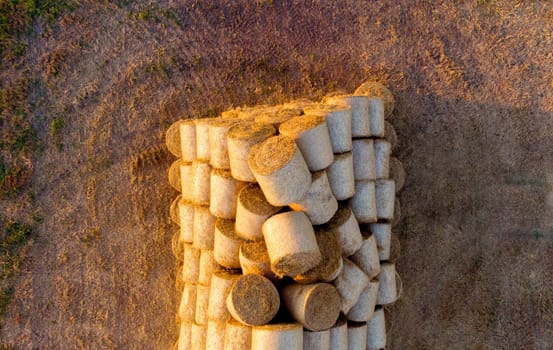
206,320 -> 226,350
289,171 -> 338,225
235,183 -> 282,241
326,206 -> 362,257
239,240 -> 279,282
346,279 -> 380,322
353,81 -> 395,118
333,258 -> 370,314
294,229 -> 342,284
251,323 -> 303,350
350,233 -> 381,280
226,274 -> 280,326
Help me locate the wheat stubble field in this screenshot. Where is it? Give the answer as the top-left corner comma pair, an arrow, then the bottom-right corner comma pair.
0,1 -> 552,349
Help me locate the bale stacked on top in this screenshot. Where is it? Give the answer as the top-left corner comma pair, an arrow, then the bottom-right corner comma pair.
167,81 -> 404,350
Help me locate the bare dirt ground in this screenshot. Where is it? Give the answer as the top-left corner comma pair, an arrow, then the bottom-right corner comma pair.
1,1 -> 552,349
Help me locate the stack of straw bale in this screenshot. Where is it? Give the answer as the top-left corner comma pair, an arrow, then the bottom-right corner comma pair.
167,81 -> 405,350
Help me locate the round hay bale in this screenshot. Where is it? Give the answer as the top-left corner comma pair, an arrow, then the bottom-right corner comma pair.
178,283 -> 197,322
251,323 -> 303,350
180,120 -> 197,162
178,199 -> 194,243
255,107 -> 303,128
326,205 -> 362,257
352,139 -> 376,181
368,98 -> 385,137
227,121 -> 276,182
279,115 -> 334,172
210,169 -> 246,219
354,81 -> 395,118
192,161 -> 211,206
195,284 -> 210,325
191,323 -> 207,350
195,118 -> 213,161
169,195 -> 182,225
349,180 -> 377,224
376,262 -> 397,305
289,171 -> 338,225
239,241 -> 279,282
294,229 -> 342,283
207,270 -> 241,322
206,320 -> 226,350
177,322 -> 192,350
325,95 -> 370,138
303,329 -> 330,350
326,152 -> 355,200
346,278 -> 380,322
328,317 -> 348,350
214,219 -> 244,269
280,283 -> 341,331
224,319 -> 252,350
347,321 -> 368,350
180,162 -> 194,201
303,104 -> 352,153
374,140 -> 391,180
366,307 -> 386,350
168,159 -> 184,192
263,211 -> 321,277
182,243 -> 200,283
226,274 -> 280,326
198,249 -> 221,286
248,135 -> 311,206
375,179 -> 395,221
350,233 -> 381,280
370,223 -> 391,261
333,258 -> 370,314
235,183 -> 282,241
209,118 -> 241,169
193,205 -> 216,250
166,119 -> 183,157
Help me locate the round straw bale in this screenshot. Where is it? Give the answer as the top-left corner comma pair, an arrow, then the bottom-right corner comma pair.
168,159 -> 184,192
354,81 -> 395,118
349,180 -> 377,224
368,98 -> 385,137
191,323 -> 207,350
389,157 -> 405,193
177,322 -> 192,350
227,122 -> 276,182
206,320 -> 226,350
199,249 -> 221,285
350,233 -> 381,280
370,223 -> 391,261
326,152 -> 355,200
195,118 -> 213,161
328,317 -> 348,350
280,283 -> 341,331
169,195 -> 181,225
325,95 -> 370,138
178,199 -> 194,243
214,219 -> 244,269
207,271 -> 240,322
193,205 -> 216,250
263,211 -> 321,277
347,322 -> 368,350
294,229 -> 342,283
235,183 -> 282,241
180,120 -> 197,162
289,171 -> 338,225
392,197 -> 401,227
178,283 -> 197,322
366,307 -> 386,350
180,162 -> 194,201
385,121 -> 397,150
166,119 -> 183,157
239,241 -> 279,282
303,104 -> 353,153
224,319 -> 252,350
255,107 -> 303,128
346,278 -> 380,322
303,329 -> 330,350
192,161 -> 211,205
248,135 -> 311,206
352,139 -> 376,181
376,262 -> 397,305
251,323 -> 303,350
210,169 -> 246,219
183,243 -> 200,283
333,258 -> 370,314
326,206 -> 363,257
374,140 -> 391,179
226,274 -> 280,326
195,284 -> 210,325
375,180 -> 395,221
209,118 -> 241,169
279,115 -> 334,171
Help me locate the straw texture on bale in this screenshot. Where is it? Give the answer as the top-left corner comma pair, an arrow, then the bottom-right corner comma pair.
192,161 -> 212,205
326,206 -> 362,257
303,104 -> 353,153
191,323 -> 207,350
390,157 -> 405,193
227,121 -> 276,182
235,183 -> 282,241
224,319 -> 252,350
326,152 -> 355,200
354,81 -> 395,118
350,180 -> 377,223
289,171 -> 338,225
374,140 -> 391,180
328,317 -> 348,350
325,95 -> 370,138
280,283 -> 341,331
294,229 -> 342,283
180,162 -> 193,201
239,241 -> 279,282
199,249 -> 220,285
206,320 -> 226,350
333,258 -> 370,314
385,121 -> 397,150
251,323 -> 303,350
166,119 -> 183,157
182,244 -> 200,283
262,212 -> 321,277
178,283 -> 197,322
368,98 -> 385,137
180,120 -> 197,162
248,135 -> 311,206
347,279 -> 380,322
350,233 -> 381,280
195,118 -> 212,161
193,205 -> 216,250
208,118 -> 241,169
370,223 -> 391,261
214,219 -> 244,269
279,115 -> 334,171
347,322 -> 368,350
195,283 -> 210,325
207,271 -> 240,322
168,159 -> 184,192
376,262 -> 397,305
375,180 -> 395,220
352,139 -> 376,181
210,169 -> 246,219
366,307 -> 386,350
226,274 -> 280,326
178,199 -> 194,243
303,329 -> 330,350
255,107 -> 303,128
169,195 -> 181,226
177,322 -> 191,350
